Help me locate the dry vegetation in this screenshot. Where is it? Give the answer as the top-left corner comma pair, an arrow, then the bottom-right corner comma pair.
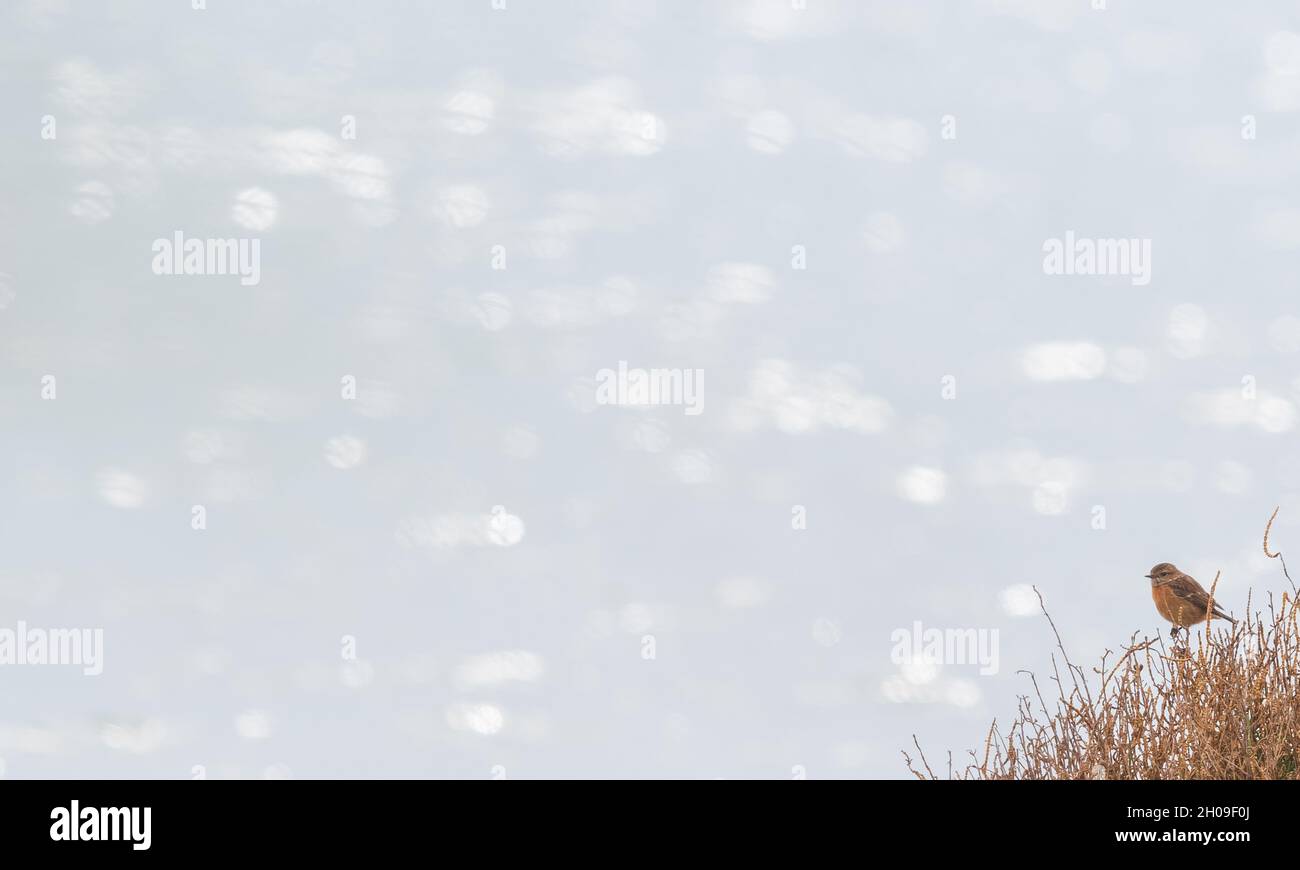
905,508 -> 1300,780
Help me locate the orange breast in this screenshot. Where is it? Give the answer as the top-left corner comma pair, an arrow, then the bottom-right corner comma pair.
1152,584 -> 1197,626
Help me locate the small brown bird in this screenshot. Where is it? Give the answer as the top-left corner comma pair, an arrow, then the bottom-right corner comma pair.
1145,563 -> 1236,637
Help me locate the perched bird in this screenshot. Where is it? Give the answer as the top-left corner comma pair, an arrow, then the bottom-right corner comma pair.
1145,563 -> 1236,637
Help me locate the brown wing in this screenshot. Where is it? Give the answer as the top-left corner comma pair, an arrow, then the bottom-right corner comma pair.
1167,574 -> 1233,621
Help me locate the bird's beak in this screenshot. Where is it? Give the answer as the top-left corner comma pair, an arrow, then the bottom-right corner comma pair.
1144,574 -> 1153,579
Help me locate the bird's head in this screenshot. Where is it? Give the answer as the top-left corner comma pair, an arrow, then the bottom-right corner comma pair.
1146,563 -> 1179,584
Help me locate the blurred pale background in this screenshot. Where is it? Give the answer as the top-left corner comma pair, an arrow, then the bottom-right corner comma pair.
2,0 -> 1300,778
